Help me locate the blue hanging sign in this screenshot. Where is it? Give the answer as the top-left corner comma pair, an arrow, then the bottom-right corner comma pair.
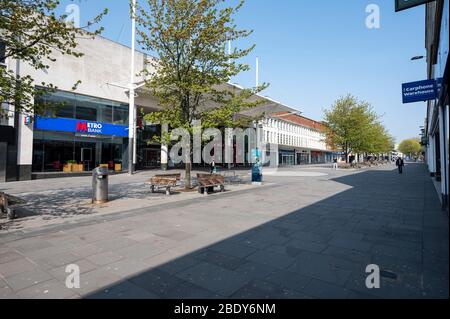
402,79 -> 437,104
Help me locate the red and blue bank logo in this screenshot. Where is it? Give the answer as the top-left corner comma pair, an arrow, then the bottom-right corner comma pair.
76,121 -> 103,134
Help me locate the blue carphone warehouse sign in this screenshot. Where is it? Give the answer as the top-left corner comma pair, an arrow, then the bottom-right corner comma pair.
402,79 -> 437,104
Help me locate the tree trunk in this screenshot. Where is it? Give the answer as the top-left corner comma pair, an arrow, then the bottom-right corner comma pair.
185,162 -> 191,190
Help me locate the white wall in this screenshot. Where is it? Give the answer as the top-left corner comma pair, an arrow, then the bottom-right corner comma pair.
261,117 -> 328,152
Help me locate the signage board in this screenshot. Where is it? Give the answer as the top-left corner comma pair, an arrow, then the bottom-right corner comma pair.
395,0 -> 435,12
34,117 -> 129,137
402,79 -> 437,103
251,148 -> 263,183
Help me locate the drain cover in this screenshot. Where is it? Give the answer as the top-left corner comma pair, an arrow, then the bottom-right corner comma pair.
380,270 -> 398,280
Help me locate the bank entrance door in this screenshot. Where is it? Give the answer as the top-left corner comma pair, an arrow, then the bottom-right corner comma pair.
81,147 -> 93,171
142,148 -> 160,168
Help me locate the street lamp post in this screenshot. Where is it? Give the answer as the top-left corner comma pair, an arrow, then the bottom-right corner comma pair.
128,0 -> 137,176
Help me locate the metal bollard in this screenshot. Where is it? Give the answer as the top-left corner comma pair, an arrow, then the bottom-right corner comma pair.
92,167 -> 109,204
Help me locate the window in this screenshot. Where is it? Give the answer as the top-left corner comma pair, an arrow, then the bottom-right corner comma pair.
36,90 -> 129,125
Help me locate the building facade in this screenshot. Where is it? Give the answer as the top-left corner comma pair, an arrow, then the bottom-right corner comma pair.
423,0 -> 449,211
1,34 -> 331,182
262,112 -> 333,166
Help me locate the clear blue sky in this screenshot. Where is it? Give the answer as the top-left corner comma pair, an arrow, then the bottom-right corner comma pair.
59,0 -> 428,144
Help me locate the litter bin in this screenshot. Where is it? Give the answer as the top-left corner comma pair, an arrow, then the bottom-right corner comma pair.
92,167 -> 109,204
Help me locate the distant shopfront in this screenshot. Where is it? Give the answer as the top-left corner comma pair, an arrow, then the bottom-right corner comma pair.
32,91 -> 129,173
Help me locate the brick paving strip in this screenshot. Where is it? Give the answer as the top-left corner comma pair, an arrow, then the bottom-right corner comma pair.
0,163 -> 448,299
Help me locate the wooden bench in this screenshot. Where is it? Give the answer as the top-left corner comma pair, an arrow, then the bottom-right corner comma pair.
146,173 -> 181,195
197,173 -> 225,194
0,192 -> 26,220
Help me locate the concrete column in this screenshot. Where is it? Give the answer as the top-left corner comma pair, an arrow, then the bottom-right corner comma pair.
0,142 -> 7,182
428,135 -> 435,175
16,112 -> 34,180
438,105 -> 448,208
161,123 -> 168,171
308,152 -> 311,164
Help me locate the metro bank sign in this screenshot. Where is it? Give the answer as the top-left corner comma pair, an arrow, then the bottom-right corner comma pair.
76,121 -> 104,134
35,117 -> 128,137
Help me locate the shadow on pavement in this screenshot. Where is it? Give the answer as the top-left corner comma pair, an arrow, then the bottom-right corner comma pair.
78,164 -> 448,299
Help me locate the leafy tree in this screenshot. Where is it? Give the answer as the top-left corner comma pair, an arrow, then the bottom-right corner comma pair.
323,94 -> 392,162
0,0 -> 107,119
398,138 -> 422,158
136,0 -> 267,189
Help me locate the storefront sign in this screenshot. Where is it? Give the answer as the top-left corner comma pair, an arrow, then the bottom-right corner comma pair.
34,117 -> 128,137
395,0 -> 435,12
402,79 -> 437,103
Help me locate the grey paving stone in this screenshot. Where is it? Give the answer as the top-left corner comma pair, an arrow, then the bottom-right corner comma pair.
233,261 -> 277,280
35,252 -> 81,269
4,268 -> 53,292
322,245 -> 371,265
230,279 -> 310,299
264,270 -> 312,291
86,251 -> 124,266
0,258 -> 37,278
163,281 -> 223,299
76,267 -> 122,295
208,241 -> 257,259
129,268 -> 186,297
328,237 -> 372,253
155,255 -> 200,275
175,262 -> 249,297
0,284 -> 18,299
0,250 -> 23,264
372,244 -> 421,263
288,251 -> 354,286
71,243 -> 105,258
8,238 -> 54,252
264,244 -> 303,257
289,230 -> 330,243
246,250 -> 296,270
152,229 -> 195,241
303,279 -> 350,299
16,279 -> 78,299
193,249 -> 247,271
115,242 -> 169,261
285,239 -> 328,253
86,280 -> 159,299
101,259 -> 150,279
47,259 -> 98,282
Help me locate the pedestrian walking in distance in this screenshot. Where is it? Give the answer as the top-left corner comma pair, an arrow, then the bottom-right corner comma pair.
332,158 -> 338,170
210,158 -> 216,174
396,157 -> 405,174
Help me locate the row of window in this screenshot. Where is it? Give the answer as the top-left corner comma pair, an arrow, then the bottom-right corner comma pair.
263,118 -> 321,138
263,130 -> 324,148
36,90 -> 129,125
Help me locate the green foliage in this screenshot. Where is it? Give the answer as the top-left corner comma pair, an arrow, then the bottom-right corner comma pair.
136,0 -> 267,187
398,138 -> 422,157
136,0 -> 267,134
323,94 -> 393,161
0,0 -> 107,119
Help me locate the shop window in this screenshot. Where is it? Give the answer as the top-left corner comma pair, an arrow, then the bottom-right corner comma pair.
113,105 -> 129,125
76,104 -> 97,121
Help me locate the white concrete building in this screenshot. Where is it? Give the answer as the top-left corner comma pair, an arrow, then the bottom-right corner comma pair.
261,111 -> 333,166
